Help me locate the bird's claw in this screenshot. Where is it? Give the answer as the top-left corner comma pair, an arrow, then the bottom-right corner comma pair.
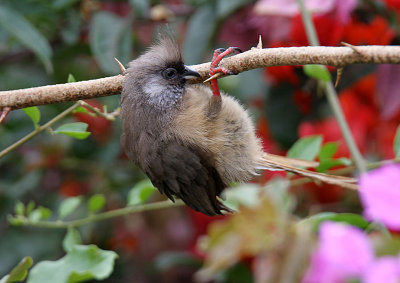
209,47 -> 241,76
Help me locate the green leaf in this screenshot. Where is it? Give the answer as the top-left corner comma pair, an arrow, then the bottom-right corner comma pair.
317,159 -> 345,172
72,107 -> 90,115
58,196 -> 82,219
0,6 -> 52,73
183,5 -> 216,65
89,11 -> 132,75
318,142 -> 338,160
28,209 -> 42,223
23,107 -> 41,127
37,206 -> 52,220
222,183 -> 260,211
301,212 -> 370,231
0,256 -> 33,283
54,122 -> 91,140
27,245 -> 118,283
303,65 -> 331,82
26,201 -> 35,215
88,194 -> 106,213
67,74 -> 76,83
287,135 -> 323,161
127,179 -> 157,206
317,142 -> 352,172
14,202 -> 25,216
394,124 -> 400,157
63,228 -> 82,253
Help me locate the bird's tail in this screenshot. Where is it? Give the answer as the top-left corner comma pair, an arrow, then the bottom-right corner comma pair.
258,153 -> 358,190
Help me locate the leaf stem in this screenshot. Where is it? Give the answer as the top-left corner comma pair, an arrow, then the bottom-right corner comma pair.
296,0 -> 367,174
78,101 -> 120,121
12,200 -> 184,229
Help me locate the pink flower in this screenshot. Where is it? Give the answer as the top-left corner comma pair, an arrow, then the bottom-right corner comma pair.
359,164 -> 400,230
362,257 -> 400,283
254,0 -> 357,23
302,222 -> 374,283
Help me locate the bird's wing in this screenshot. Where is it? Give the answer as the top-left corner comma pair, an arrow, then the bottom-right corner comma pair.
145,141 -> 231,216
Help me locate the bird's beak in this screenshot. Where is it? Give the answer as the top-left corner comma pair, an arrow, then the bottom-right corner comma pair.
183,65 -> 201,79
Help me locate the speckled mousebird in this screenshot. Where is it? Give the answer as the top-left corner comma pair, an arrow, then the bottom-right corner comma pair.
120,37 -> 357,216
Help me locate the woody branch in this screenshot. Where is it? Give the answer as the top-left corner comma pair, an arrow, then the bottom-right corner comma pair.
1,45 -> 400,110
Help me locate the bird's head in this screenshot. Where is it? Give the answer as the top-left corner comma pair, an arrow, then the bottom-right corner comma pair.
122,37 -> 200,110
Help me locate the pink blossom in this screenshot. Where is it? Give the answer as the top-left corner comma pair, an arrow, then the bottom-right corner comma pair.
302,222 -> 374,283
359,164 -> 400,230
362,257 -> 400,283
254,0 -> 357,23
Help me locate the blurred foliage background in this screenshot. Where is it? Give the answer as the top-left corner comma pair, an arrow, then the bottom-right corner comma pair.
1,0 -> 400,282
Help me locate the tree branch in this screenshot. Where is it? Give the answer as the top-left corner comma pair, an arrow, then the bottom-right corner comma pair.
1,45 -> 400,110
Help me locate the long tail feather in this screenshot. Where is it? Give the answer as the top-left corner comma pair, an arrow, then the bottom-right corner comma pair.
263,153 -> 319,168
259,155 -> 358,190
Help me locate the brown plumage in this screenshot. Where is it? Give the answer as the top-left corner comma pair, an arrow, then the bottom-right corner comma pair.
120,37 -> 357,216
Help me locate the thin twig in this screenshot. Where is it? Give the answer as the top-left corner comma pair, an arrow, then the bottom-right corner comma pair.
0,107 -> 11,123
11,200 -> 184,229
290,157 -> 400,188
296,0 -> 367,174
78,101 -> 120,121
335,67 -> 344,88
1,46 -> 400,110
114,57 -> 126,73
0,102 -> 81,158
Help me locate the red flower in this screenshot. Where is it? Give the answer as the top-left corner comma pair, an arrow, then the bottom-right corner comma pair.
342,17 -> 395,45
290,14 -> 345,46
293,90 -> 312,115
59,179 -> 89,197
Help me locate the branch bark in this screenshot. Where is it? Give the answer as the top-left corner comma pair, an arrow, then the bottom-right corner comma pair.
1,45 -> 400,110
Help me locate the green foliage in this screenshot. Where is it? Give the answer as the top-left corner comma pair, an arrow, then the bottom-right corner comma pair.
10,202 -> 52,225
22,107 -> 41,128
287,135 -> 322,161
394,124 -> 400,157
0,257 -> 33,283
88,194 -> 106,213
67,74 -> 76,83
303,64 -> 331,82
63,228 -> 82,253
317,142 -> 351,172
0,6 -> 52,73
72,107 -> 90,115
53,122 -> 91,140
183,5 -> 216,64
301,212 -> 370,231
27,245 -> 118,283
58,196 -> 83,219
127,179 -> 157,206
89,11 -> 132,75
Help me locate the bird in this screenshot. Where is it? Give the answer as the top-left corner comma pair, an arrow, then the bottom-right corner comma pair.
120,36 -> 357,216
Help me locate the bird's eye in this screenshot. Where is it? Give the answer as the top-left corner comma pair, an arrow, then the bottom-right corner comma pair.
162,68 -> 178,79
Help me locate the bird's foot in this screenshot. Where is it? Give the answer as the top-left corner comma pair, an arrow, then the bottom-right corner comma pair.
209,47 -> 242,76
209,47 -> 241,97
